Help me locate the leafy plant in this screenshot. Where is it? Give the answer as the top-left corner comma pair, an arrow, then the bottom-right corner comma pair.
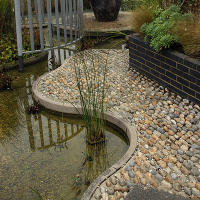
172,14 -> 200,57
141,5 -> 188,52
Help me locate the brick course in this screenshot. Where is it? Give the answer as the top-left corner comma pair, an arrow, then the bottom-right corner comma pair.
129,34 -> 200,105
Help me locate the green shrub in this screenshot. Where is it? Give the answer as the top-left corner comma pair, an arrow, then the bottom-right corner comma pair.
141,5 -> 188,52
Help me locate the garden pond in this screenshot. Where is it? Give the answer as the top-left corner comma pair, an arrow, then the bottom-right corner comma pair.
0,39 -> 128,200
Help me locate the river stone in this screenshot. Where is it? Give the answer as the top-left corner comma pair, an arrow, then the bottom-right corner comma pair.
126,181 -> 134,189
129,160 -> 136,167
119,180 -> 126,187
160,180 -> 172,190
128,171 -> 135,178
107,188 -> 115,195
155,174 -> 163,182
184,187 -> 191,196
173,183 -> 181,191
110,177 -> 117,185
171,173 -> 178,180
100,186 -> 106,194
125,166 -> 131,172
192,188 -> 200,197
191,167 -> 200,176
191,144 -> 200,150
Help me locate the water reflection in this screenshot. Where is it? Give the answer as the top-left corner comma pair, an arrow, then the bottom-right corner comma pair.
48,47 -> 75,71
0,46 -> 128,200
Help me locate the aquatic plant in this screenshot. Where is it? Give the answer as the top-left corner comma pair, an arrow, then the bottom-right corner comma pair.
27,101 -> 40,114
0,67 -> 14,90
30,187 -> 44,200
72,50 -> 108,145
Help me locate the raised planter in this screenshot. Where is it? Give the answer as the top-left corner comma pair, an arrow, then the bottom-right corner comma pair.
129,33 -> 200,105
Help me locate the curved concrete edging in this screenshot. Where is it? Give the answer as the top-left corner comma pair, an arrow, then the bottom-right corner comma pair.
32,72 -> 138,200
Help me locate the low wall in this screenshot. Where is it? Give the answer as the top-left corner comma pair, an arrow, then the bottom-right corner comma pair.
129,34 -> 200,105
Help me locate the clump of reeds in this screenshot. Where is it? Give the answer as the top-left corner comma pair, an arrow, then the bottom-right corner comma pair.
173,15 -> 200,58
72,50 -> 108,145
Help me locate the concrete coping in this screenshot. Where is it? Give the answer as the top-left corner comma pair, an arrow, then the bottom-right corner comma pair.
32,70 -> 138,200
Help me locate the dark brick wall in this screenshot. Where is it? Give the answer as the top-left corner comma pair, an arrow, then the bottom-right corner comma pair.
129,34 -> 200,105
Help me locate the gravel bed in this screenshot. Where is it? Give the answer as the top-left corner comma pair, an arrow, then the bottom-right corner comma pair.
37,49 -> 200,200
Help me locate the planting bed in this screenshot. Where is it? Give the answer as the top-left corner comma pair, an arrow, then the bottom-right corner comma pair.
129,34 -> 200,105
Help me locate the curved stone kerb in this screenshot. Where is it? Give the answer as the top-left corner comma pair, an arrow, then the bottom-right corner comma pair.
32,72 -> 138,200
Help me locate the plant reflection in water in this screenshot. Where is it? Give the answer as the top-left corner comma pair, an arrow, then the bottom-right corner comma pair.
0,45 -> 128,200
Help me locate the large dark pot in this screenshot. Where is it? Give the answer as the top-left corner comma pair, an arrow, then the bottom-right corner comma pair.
90,0 -> 121,22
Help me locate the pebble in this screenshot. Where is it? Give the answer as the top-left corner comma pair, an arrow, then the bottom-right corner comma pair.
192,188 -> 200,197
155,174 -> 163,182
171,173 -> 178,180
128,171 -> 135,178
119,180 -> 126,187
107,188 -> 115,195
184,187 -> 191,196
110,177 -> 117,185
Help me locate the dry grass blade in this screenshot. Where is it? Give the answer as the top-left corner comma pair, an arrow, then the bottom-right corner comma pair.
131,6 -> 154,36
173,15 -> 200,58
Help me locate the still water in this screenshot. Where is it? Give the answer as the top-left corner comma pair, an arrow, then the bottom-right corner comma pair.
0,42 -> 128,200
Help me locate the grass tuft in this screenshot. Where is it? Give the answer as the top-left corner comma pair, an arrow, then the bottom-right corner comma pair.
172,15 -> 200,58
131,6 -> 155,36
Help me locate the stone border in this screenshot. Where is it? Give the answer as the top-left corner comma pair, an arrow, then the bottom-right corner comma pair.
32,71 -> 138,200
129,33 -> 200,105
1,51 -> 48,70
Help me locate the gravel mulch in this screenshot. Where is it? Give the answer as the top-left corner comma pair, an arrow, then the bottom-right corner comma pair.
36,49 -> 200,200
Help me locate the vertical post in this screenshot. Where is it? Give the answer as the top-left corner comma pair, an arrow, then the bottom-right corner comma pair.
80,0 -> 83,37
14,0 -> 24,71
37,0 -> 44,50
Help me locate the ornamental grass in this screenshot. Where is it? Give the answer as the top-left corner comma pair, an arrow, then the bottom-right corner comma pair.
173,15 -> 200,58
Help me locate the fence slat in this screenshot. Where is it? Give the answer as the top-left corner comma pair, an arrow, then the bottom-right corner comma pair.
61,0 -> 67,44
47,0 -> 53,47
68,0 -> 73,42
14,0 -> 84,70
74,0 -> 78,40
27,0 -> 35,51
37,0 -> 44,50
55,0 -> 61,46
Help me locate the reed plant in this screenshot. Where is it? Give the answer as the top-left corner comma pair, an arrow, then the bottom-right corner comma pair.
72,50 -> 109,145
